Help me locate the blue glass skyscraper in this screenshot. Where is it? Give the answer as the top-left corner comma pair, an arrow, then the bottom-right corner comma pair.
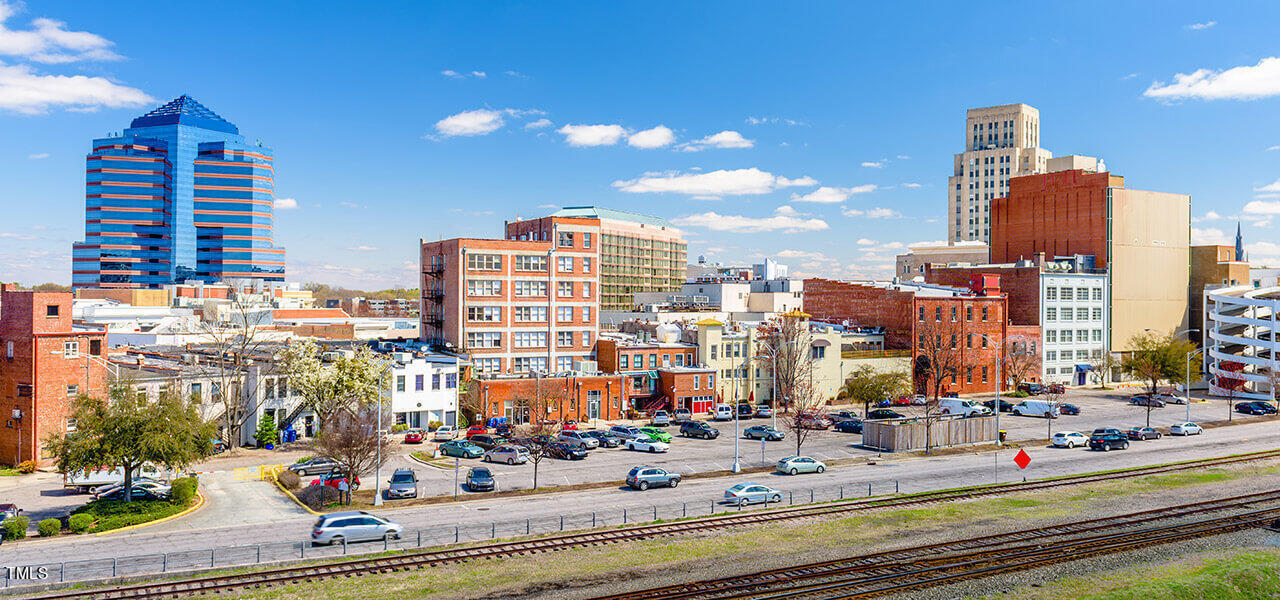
72,95 -> 285,288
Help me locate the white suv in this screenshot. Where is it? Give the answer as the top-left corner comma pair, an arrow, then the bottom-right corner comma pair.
650,410 -> 671,426
558,430 -> 600,449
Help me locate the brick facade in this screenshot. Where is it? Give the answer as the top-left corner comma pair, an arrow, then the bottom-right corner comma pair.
990,169 -> 1122,267
657,368 -> 717,414
803,278 -> 916,349
910,293 -> 1010,396
925,263 -> 1042,326
471,374 -> 625,424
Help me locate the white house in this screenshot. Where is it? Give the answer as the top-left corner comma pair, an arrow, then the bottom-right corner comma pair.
386,352 -> 461,428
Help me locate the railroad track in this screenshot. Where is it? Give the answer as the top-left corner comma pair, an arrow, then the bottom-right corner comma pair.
25,448 -> 1280,600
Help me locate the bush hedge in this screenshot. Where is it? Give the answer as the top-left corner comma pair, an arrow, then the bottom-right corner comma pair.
16,460 -> 37,474
2,517 -> 28,540
295,483 -> 342,509
68,513 -> 94,534
392,423 -> 408,432
37,518 -> 60,537
277,470 -> 301,490
170,476 -> 198,505
70,499 -> 187,533
427,420 -> 443,431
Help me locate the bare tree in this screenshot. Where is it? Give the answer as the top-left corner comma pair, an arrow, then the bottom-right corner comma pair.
506,377 -> 570,490
195,295 -> 272,448
1042,387 -> 1064,442
1088,352 -> 1120,389
913,316 -> 968,454
755,312 -> 825,454
314,404 -> 394,504
1005,340 -> 1041,392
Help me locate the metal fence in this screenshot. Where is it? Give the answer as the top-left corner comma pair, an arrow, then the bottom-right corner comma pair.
3,479 -> 902,588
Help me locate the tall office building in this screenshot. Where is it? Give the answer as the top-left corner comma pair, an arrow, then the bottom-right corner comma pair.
947,103 -> 1052,244
72,95 -> 285,288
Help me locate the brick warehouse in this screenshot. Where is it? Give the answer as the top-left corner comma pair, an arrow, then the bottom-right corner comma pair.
467,373 -> 626,425
0,286 -> 109,465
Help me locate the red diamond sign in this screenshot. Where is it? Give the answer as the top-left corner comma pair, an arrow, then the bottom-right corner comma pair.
1013,449 -> 1031,469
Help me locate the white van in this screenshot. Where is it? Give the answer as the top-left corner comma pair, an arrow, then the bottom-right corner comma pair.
939,398 -> 992,417
713,404 -> 735,421
1012,399 -> 1059,418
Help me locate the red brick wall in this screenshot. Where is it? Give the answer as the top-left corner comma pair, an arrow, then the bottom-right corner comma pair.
474,374 -> 625,423
991,170 -> 1118,267
909,296 -> 1009,396
802,278 -> 916,349
657,368 -> 716,412
925,264 -> 1042,326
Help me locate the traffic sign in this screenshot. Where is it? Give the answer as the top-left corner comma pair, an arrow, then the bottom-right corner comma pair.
1013,449 -> 1031,469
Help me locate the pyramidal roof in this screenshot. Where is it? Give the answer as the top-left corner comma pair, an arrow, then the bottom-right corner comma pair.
130,95 -> 239,135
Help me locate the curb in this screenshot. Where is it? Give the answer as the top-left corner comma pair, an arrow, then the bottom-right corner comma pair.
95,491 -> 206,536
273,477 -> 323,516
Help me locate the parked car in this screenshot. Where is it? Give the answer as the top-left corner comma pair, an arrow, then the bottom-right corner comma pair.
547,442 -> 588,460
468,434 -> 505,451
982,399 -> 1016,413
0,504 -> 20,523
1058,403 -> 1081,416
777,456 -> 826,475
494,422 -> 513,436
1051,431 -> 1088,448
466,467 -> 496,492
744,425 -> 785,441
713,404 -> 735,421
1127,427 -> 1162,441
560,420 -> 579,430
609,425 -> 646,440
558,430 -> 600,449
625,436 -> 670,453
1130,395 -> 1166,408
1170,422 -> 1204,436
402,430 -> 424,444
833,419 -> 864,433
483,445 -> 529,465
1154,392 -> 1186,405
829,410 -> 861,422
1092,427 -> 1124,437
432,426 -> 456,441
96,483 -> 170,501
439,440 -> 484,459
311,511 -> 402,546
754,405 -> 773,419
680,421 -> 720,439
1236,401 -> 1279,415
1018,382 -> 1045,395
799,413 -> 830,430
289,456 -> 341,477
866,409 -> 904,420
639,426 -> 673,443
582,430 -> 622,448
1012,400 -> 1059,418
1045,383 -> 1066,395
209,439 -> 228,454
650,410 -> 672,426
464,425 -> 488,439
737,404 -> 755,419
385,469 -> 417,499
673,408 -> 693,423
724,483 -> 782,506
627,466 -> 681,490
312,472 -> 360,492
940,398 -> 992,417
1088,432 -> 1130,451
93,480 -> 170,500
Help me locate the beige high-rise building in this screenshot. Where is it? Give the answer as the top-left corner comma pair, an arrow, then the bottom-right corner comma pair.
948,103 -> 1052,244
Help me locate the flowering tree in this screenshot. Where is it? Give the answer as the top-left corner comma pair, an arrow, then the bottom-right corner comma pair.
278,340 -> 390,431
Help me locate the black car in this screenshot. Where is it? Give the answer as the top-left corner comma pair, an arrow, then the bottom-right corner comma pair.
466,467 -> 496,492
829,411 -> 861,422
547,442 -> 587,460
1130,395 -> 1166,408
469,434 -> 506,451
1018,382 -> 1044,395
289,456 -> 341,477
982,399 -> 1016,413
1088,432 -> 1130,451
494,423 -> 513,436
581,430 -> 622,448
1092,427 -> 1123,437
1236,402 -> 1279,415
833,419 -> 863,433
866,409 -> 904,420
1058,403 -> 1080,416
737,404 -> 755,419
98,486 -> 167,502
680,421 -> 720,439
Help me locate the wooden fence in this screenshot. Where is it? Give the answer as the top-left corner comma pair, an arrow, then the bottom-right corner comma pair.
862,415 -> 996,452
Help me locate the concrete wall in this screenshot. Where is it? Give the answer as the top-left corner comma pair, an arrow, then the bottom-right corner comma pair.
1108,188 -> 1190,350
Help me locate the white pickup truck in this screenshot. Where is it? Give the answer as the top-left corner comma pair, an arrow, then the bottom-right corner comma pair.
64,464 -> 169,493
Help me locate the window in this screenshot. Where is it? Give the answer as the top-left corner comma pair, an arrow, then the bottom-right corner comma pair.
649,354 -> 657,368
582,306 -> 591,321
190,383 -> 202,399
66,384 -> 79,397
811,346 -> 825,359
935,307 -> 942,321
951,307 -> 958,321
474,358 -> 501,373
467,306 -> 501,322
415,374 -> 424,391
63,341 -> 79,359
1077,288 -> 1089,300
981,335 -> 987,348
1061,308 -> 1072,322
1046,308 -> 1056,321
981,307 -> 989,321
709,373 -> 714,388
1092,288 -> 1103,301
966,306 -> 973,321
1045,287 -> 1057,300
90,340 -> 101,356
1046,367 -> 1056,375
265,378 -> 276,399
1061,330 -> 1073,343
1093,329 -> 1103,342
446,373 -> 457,388
556,356 -> 574,371
1076,350 -> 1090,360
694,375 -> 700,389
1077,329 -> 1089,342
1046,350 -> 1057,361
1046,330 -> 1057,343
981,366 -> 988,383
583,257 -> 592,273
584,331 -> 592,346
557,331 -> 575,347
432,373 -> 441,389
466,254 -> 502,270
582,282 -> 591,297
558,232 -> 574,248
710,346 -> 717,360
5,341 -> 11,359
514,255 -> 547,271
512,357 -> 548,373
279,378 -> 288,397
620,354 -> 629,369
513,306 -> 547,322
966,367 -> 973,384
1092,308 -> 1102,321
396,375 -> 406,392
583,232 -> 592,248
513,332 -> 548,348
514,281 -> 547,296
558,281 -> 574,297
662,354 -> 671,367
46,304 -> 59,317
558,256 -> 573,273
467,332 -> 501,348
918,307 -> 925,321
557,306 -> 573,322
467,280 -> 501,296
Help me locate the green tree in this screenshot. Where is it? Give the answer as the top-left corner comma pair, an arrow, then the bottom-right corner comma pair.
254,411 -> 280,447
45,388 -> 215,502
279,340 -> 390,428
1121,331 -> 1197,397
839,365 -> 911,417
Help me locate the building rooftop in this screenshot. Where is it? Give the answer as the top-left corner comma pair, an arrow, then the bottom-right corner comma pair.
130,95 -> 239,135
551,206 -> 673,229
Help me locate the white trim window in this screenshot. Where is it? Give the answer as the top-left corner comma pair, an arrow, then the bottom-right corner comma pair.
514,255 -> 547,271
557,306 -> 573,322
467,306 -> 501,322
467,280 -> 502,297
63,341 -> 79,359
558,281 -> 574,298
512,332 -> 548,348
558,256 -> 573,273
513,306 -> 548,322
514,281 -> 548,297
557,331 -> 575,347
466,254 -> 502,271
474,358 -> 501,373
466,332 -> 502,348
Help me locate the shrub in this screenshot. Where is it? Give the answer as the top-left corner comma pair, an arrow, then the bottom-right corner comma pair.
427,420 -> 443,431
295,483 -> 342,508
2,517 -> 28,540
277,470 -> 301,490
16,460 -> 37,474
392,423 -> 408,432
71,500 -> 186,533
37,518 -> 60,537
254,412 -> 280,446
169,476 -> 198,505
68,513 -> 94,534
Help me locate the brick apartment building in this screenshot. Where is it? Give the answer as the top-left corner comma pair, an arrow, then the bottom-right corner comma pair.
468,373 -> 626,424
657,367 -> 718,414
0,286 -> 109,465
596,333 -> 701,411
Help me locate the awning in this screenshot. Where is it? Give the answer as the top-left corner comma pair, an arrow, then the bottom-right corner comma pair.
1075,364 -> 1093,372
811,339 -> 831,347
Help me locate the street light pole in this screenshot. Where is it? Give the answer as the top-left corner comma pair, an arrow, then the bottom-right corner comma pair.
1186,347 -> 1204,422
732,390 -> 740,473
373,361 -> 394,507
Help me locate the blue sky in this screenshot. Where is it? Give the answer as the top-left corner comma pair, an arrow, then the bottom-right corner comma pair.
3,1 -> 1280,287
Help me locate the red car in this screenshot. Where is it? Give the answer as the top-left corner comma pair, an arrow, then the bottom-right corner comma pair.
464,425 -> 488,439
403,430 -> 423,444
561,420 -> 579,430
311,472 -> 360,491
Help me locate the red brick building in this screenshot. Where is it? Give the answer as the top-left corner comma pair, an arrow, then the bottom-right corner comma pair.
0,286 -> 109,465
596,335 -> 700,411
657,367 -> 717,414
469,373 -> 625,424
990,170 -> 1121,266
925,262 -> 1043,327
803,278 -> 916,349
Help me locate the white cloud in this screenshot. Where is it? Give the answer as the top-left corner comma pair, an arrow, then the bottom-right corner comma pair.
1185,20 -> 1217,30
896,155 -> 911,160
672,211 -> 829,234
856,238 -> 875,246
842,206 -> 900,219
504,70 -> 527,79
27,152 -> 46,159
0,3 -> 122,63
1243,199 -> 1280,215
790,185 -> 876,204
774,205 -> 800,217
339,201 -> 363,208
1253,219 -> 1272,228
537,203 -> 559,210
861,160 -> 886,168
1145,57 -> 1280,101
1267,145 -> 1280,151
745,116 -> 805,126
776,249 -> 836,262
1193,210 -> 1221,222
557,123 -> 627,147
440,69 -> 486,79
1191,227 -> 1229,244
0,232 -> 36,240
1255,178 -> 1280,194
434,108 -> 505,137
1247,241 -> 1280,264
680,130 -> 754,151
613,168 -> 817,196
273,197 -> 298,210
627,125 -> 675,149
902,182 -> 922,189
0,62 -> 150,114
471,71 -> 486,78
346,245 -> 380,251
523,118 -> 552,130
1121,72 -> 1140,80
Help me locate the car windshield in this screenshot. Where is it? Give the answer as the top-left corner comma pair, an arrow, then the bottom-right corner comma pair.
471,468 -> 491,478
390,472 -> 414,483
728,483 -> 749,491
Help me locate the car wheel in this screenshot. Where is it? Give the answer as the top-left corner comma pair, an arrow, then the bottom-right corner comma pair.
1156,433 -> 1162,439
1123,443 -> 1130,450
1067,441 -> 1075,448
649,447 -> 657,453
1102,444 -> 1111,452
297,469 -> 307,476
638,481 -> 649,491
1044,412 -> 1051,418
507,458 -> 515,465
627,443 -> 634,450
330,535 -> 344,546
771,494 -> 782,503
669,478 -> 679,488
816,465 -> 825,473
789,468 -> 798,475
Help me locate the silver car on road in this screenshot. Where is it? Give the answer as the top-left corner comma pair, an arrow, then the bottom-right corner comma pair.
311,511 -> 403,545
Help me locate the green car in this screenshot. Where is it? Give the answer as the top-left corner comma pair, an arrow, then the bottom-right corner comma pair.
439,440 -> 483,459
776,456 -> 826,475
639,427 -> 673,443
